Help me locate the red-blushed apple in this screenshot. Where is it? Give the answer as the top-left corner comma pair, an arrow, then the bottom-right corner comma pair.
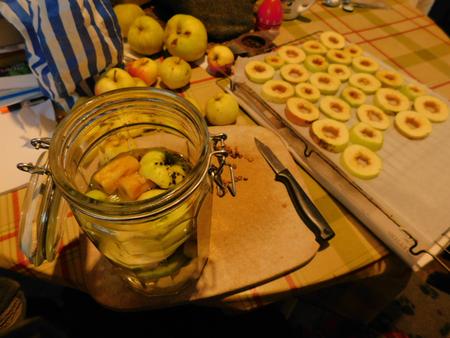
133,77 -> 147,87
125,57 -> 158,85
128,16 -> 164,55
207,45 -> 235,76
94,68 -> 136,95
205,93 -> 239,125
164,14 -> 207,62
113,4 -> 145,38
159,56 -> 191,90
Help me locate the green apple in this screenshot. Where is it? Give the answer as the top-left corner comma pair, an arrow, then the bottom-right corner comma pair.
207,45 -> 235,76
127,16 -> 164,55
125,57 -> 159,85
205,93 -> 239,125
159,56 -> 191,90
94,68 -> 136,95
113,3 -> 145,38
164,14 -> 208,62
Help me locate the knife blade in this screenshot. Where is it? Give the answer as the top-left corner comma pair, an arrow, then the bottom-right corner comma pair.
255,138 -> 335,248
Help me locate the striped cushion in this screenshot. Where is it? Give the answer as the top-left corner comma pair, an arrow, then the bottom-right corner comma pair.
0,0 -> 123,111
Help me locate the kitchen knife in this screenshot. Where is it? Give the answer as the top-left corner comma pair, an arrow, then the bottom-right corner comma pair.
254,138 -> 335,248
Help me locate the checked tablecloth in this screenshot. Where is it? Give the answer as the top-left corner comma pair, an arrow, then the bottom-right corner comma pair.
0,0 -> 448,310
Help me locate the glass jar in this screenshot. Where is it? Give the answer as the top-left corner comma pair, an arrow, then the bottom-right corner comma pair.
19,87 -> 234,295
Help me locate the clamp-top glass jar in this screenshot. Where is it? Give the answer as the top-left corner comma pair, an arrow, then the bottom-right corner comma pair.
20,88 -> 235,295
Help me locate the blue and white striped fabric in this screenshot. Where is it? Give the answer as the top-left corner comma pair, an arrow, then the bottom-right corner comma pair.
0,0 -> 123,111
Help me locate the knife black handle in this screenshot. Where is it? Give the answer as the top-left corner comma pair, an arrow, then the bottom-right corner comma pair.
276,169 -> 335,249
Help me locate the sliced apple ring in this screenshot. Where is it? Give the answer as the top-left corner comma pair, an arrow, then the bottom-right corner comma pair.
264,54 -> 285,69
326,49 -> 352,65
349,73 -> 381,94
414,95 -> 449,122
277,45 -> 306,64
343,44 -> 363,58
394,110 -> 432,139
341,144 -> 382,180
319,31 -> 346,50
310,118 -> 349,153
245,60 -> 275,83
374,88 -> 410,115
356,104 -> 390,131
294,83 -> 321,103
400,82 -> 427,100
341,86 -> 366,107
302,40 -> 328,55
328,64 -> 352,82
310,72 -> 341,95
375,69 -> 404,88
319,96 -> 352,122
352,56 -> 380,74
350,122 -> 384,151
280,64 -> 310,84
304,54 -> 329,73
261,79 -> 294,104
285,97 -> 320,126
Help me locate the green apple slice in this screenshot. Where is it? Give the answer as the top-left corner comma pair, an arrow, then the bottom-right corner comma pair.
374,88 -> 410,115
341,144 -> 382,180
261,80 -> 294,104
414,95 -> 449,122
343,44 -> 363,58
310,72 -> 341,95
294,83 -> 321,103
244,60 -> 275,83
302,40 -> 328,55
350,122 -> 384,151
356,104 -> 390,131
328,64 -> 352,82
310,118 -> 349,153
394,110 -> 432,139
319,96 -> 352,122
264,54 -> 285,69
280,64 -> 310,84
375,69 -> 404,88
341,86 -> 366,107
352,56 -> 380,73
285,97 -> 320,126
277,45 -> 306,64
348,73 -> 381,94
319,31 -> 346,50
400,83 -> 427,100
304,54 -> 329,73
326,49 -> 352,65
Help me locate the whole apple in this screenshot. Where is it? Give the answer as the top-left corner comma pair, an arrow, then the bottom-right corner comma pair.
207,45 -> 235,76
113,4 -> 145,38
125,57 -> 158,85
128,16 -> 164,55
205,93 -> 239,125
159,56 -> 191,90
164,14 -> 208,62
94,68 -> 136,95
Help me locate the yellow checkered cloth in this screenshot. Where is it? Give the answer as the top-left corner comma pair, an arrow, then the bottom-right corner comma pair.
0,0 -> 447,310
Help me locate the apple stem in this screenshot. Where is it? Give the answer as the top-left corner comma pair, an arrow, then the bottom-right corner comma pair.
113,70 -> 117,82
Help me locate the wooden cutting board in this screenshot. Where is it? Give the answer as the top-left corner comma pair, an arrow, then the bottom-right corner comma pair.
81,125 -> 319,309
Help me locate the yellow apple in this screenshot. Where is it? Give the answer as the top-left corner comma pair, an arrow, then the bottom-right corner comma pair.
113,4 -> 145,38
94,68 -> 136,95
128,16 -> 164,55
133,77 -> 147,87
159,57 -> 191,90
205,93 -> 239,125
164,14 -> 208,62
207,45 -> 235,76
125,57 -> 158,85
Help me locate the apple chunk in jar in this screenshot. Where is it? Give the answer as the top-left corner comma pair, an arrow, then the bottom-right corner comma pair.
48,88 -> 213,295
